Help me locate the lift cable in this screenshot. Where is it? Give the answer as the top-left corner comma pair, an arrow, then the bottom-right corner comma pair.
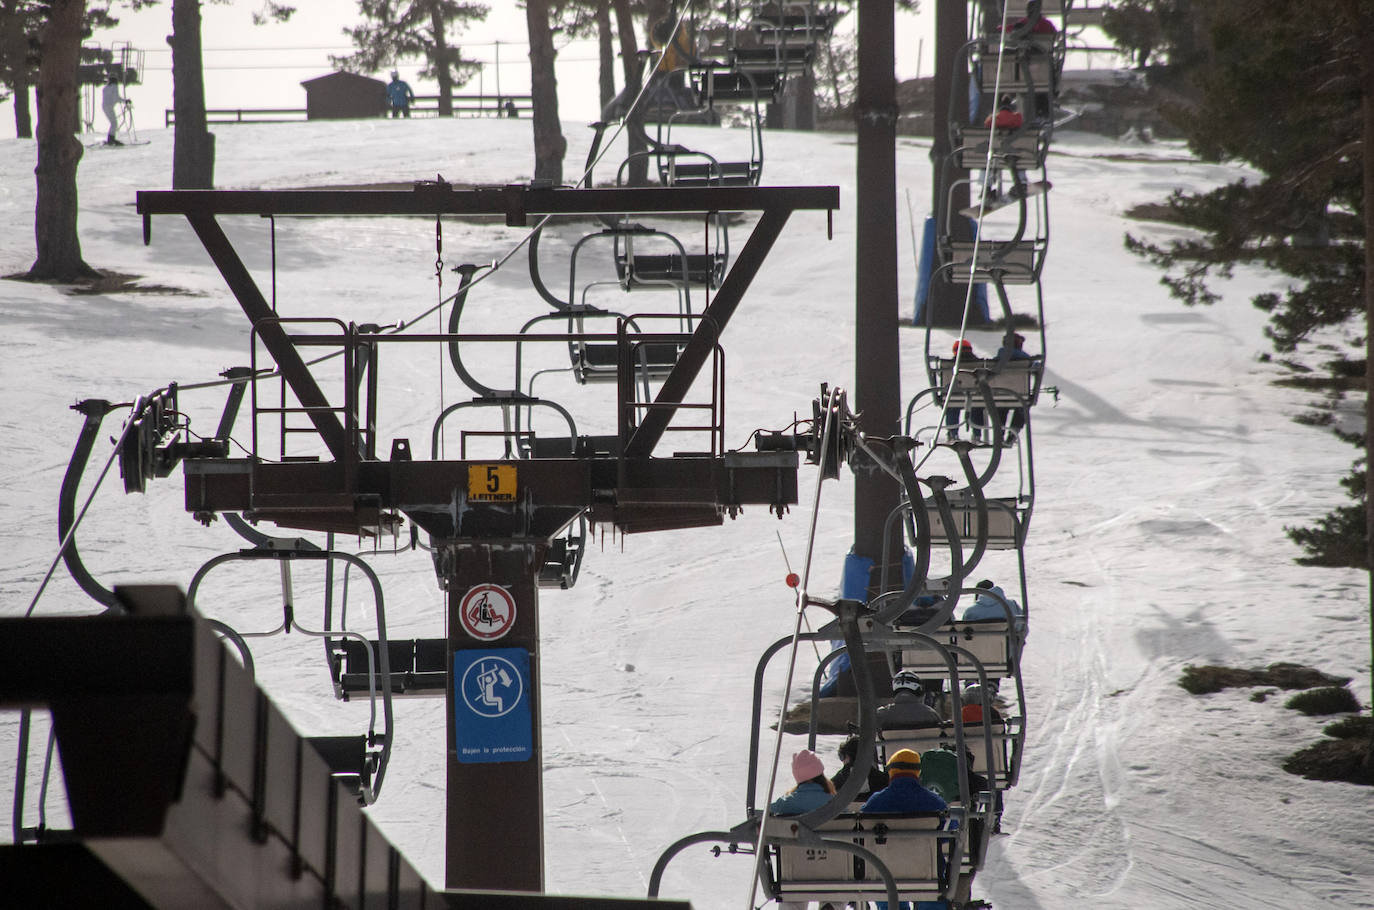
746,383 -> 845,910
917,0 -> 1015,478
163,7 -> 697,399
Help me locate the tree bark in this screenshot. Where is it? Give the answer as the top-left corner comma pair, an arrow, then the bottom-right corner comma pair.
431,4 -> 453,117
611,0 -> 646,185
525,0 -> 565,183
794,66 -> 816,130
13,73 -> 32,138
596,0 -> 615,113
170,0 -> 214,189
2,0 -> 33,139
26,0 -> 97,281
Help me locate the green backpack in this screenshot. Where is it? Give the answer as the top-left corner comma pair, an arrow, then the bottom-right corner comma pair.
920,748 -> 962,803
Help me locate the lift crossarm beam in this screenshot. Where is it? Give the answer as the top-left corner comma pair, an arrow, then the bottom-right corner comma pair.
136,184 -> 839,224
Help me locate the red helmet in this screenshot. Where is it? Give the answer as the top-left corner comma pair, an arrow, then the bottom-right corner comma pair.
953,340 -> 973,355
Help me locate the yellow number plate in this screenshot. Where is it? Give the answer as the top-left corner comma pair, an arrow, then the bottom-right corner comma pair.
468,464 -> 517,502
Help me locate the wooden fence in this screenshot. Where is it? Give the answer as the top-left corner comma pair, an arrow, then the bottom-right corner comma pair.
165,95 -> 533,128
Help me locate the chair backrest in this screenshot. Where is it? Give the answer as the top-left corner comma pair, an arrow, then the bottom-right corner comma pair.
880,727 -> 952,760
898,619 -> 1014,678
964,720 -> 1011,778
936,357 -> 1037,399
859,814 -> 943,885
776,814 -> 859,882
773,813 -> 947,903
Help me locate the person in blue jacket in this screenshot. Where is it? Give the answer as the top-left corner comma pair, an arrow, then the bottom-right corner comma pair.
959,579 -> 1025,634
770,751 -> 836,910
862,750 -> 949,910
993,331 -> 1034,440
770,749 -> 834,817
861,749 -> 947,815
387,71 -> 415,118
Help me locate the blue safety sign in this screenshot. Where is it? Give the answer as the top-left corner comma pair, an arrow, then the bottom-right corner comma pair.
453,647 -> 533,764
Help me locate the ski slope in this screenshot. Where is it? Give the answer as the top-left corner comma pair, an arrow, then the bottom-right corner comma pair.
1,116 -> 1370,909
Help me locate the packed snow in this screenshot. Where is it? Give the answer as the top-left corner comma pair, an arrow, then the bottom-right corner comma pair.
1,113 -> 1370,910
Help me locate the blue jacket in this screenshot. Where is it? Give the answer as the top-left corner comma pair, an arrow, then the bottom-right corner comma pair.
960,585 -> 1024,630
860,776 -> 947,814
387,80 -> 414,106
770,780 -> 832,816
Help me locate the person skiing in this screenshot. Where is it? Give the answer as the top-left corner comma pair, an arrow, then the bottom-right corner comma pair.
387,71 -> 415,118
101,75 -> 125,145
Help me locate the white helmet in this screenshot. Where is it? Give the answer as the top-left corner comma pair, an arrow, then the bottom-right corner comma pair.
892,670 -> 924,697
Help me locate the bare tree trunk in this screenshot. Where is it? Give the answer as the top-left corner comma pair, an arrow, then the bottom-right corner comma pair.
2,0 -> 33,139
611,0 -> 646,185
795,66 -> 816,130
14,74 -> 32,138
170,0 -> 214,189
596,0 -> 615,113
26,0 -> 97,281
431,5 -> 453,117
525,0 -> 565,183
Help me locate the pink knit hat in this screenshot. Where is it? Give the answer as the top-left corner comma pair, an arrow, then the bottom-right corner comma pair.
791,749 -> 825,783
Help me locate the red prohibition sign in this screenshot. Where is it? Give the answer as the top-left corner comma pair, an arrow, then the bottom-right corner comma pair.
459,584 -> 517,641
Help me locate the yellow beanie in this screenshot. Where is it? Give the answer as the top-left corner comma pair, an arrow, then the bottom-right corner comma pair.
887,749 -> 922,778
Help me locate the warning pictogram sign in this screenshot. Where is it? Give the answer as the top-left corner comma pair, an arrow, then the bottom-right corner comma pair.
459,583 -> 517,641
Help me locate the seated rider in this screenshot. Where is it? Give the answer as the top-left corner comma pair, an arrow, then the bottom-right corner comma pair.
769,749 -> 835,816
878,670 -> 943,730
959,579 -> 1026,634
832,734 -> 889,799
861,749 -> 947,814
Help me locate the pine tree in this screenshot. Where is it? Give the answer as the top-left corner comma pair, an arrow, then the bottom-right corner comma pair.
1116,0 -> 1374,769
332,0 -> 488,118
1119,0 -> 1366,564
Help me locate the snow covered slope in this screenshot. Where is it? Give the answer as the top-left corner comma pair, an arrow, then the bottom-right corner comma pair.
1,118 -> 1369,909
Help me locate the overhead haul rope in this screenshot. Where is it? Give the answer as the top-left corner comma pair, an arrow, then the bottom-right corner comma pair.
25,397 -> 140,618
166,5 -> 698,400
15,395 -> 142,843
436,215 -> 446,459
918,0 -> 1015,478
747,385 -> 843,910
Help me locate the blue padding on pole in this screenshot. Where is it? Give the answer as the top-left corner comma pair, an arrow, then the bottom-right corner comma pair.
819,550 -> 916,696
914,216 -> 989,325
841,551 -> 875,601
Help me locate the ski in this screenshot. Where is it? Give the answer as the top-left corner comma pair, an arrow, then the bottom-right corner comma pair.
959,180 -> 1052,218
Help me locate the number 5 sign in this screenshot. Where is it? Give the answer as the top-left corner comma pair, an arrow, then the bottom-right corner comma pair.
468,463 -> 517,502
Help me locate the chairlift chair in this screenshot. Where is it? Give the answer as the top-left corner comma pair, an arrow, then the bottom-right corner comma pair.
185,538 -> 396,803
953,124 -> 1051,171
938,168 -> 1050,286
768,812 -> 956,906
747,1 -> 838,41
611,222 -> 728,289
654,78 -> 765,188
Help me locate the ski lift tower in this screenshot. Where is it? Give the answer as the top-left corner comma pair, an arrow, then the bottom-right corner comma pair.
135,181 -> 837,893
851,0 -> 906,589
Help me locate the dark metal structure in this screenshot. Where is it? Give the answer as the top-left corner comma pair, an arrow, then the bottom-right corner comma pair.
0,586 -> 692,910
852,0 -> 906,590
131,182 -> 837,892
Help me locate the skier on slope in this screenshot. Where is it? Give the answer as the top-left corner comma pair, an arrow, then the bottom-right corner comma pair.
102,75 -> 126,145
